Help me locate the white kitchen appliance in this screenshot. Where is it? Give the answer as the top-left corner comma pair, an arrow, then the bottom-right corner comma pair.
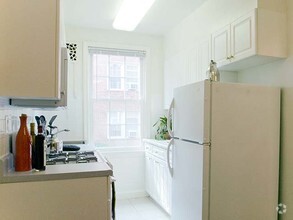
166,80 -> 280,220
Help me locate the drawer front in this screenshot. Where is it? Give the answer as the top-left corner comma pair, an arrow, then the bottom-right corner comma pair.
152,146 -> 166,161
145,143 -> 153,153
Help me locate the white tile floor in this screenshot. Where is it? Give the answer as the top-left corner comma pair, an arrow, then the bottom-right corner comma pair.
115,197 -> 170,220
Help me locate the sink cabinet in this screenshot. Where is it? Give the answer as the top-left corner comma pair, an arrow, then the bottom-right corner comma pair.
0,0 -> 65,99
144,139 -> 172,215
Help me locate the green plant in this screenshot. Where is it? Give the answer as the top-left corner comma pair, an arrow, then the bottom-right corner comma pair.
153,116 -> 172,140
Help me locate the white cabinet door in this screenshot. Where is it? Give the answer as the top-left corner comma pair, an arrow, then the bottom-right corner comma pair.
0,0 -> 61,99
145,153 -> 154,197
153,158 -> 163,202
231,10 -> 256,62
212,13 -> 255,66
211,25 -> 231,66
161,160 -> 172,214
153,156 -> 171,214
144,140 -> 172,215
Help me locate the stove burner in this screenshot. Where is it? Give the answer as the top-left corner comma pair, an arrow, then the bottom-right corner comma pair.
77,155 -> 98,163
46,151 -> 98,165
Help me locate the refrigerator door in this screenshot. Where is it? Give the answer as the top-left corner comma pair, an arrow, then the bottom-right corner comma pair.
173,80 -> 210,143
171,139 -> 210,220
208,82 -> 280,220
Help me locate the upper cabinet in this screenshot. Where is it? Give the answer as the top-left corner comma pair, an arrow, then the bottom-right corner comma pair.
0,0 -> 66,101
211,8 -> 287,71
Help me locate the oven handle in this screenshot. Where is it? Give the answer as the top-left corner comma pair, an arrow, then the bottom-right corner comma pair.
110,176 -> 116,220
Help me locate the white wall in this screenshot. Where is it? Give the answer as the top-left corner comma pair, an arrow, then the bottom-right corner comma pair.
44,26 -> 165,142
162,0 -> 256,107
0,24 -> 164,200
164,0 -> 257,60
0,98 -> 35,158
102,150 -> 146,199
164,0 -> 292,219
58,26 -> 164,198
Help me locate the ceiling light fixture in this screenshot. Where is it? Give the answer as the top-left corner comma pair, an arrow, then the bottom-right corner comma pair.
113,0 -> 156,31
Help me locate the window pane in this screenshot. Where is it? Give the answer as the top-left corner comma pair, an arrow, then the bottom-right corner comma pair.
109,77 -> 121,90
90,48 -> 144,147
110,63 -> 123,77
126,124 -> 140,138
109,125 -> 123,138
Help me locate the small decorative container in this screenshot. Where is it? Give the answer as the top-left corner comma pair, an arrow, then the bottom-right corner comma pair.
207,60 -> 220,82
15,114 -> 32,171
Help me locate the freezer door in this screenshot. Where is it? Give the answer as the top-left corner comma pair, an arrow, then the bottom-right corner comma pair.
173,80 -> 210,143
171,139 -> 210,220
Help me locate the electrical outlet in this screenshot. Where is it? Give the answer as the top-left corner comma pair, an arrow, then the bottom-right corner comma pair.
5,115 -> 12,133
0,118 -> 5,134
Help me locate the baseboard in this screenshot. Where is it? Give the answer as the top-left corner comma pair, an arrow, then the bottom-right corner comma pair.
116,190 -> 148,200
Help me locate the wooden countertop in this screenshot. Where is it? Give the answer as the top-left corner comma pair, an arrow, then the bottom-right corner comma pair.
0,151 -> 113,184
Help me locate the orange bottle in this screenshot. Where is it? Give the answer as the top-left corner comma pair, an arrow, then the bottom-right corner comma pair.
15,114 -> 32,171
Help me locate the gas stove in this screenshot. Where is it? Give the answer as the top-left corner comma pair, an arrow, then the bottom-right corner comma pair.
46,151 -> 98,165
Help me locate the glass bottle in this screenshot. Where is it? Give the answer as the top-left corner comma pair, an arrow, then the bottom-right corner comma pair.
207,60 -> 220,82
15,114 -> 32,171
35,125 -> 46,171
30,122 -> 36,169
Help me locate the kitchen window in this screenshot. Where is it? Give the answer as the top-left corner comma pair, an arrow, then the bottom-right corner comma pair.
88,47 -> 145,147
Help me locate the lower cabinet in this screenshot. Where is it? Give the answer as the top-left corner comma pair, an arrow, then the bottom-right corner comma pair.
0,176 -> 111,220
144,139 -> 172,215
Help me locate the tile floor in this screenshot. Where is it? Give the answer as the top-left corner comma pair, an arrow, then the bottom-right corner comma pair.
115,196 -> 170,220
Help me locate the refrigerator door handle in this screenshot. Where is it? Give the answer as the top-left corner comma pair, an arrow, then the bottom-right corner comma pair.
181,138 -> 210,146
167,98 -> 174,138
167,138 -> 174,177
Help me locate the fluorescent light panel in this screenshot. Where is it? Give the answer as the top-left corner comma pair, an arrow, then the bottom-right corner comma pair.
113,0 -> 155,31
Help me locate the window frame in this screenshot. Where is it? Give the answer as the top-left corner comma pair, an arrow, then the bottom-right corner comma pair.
83,42 -> 150,150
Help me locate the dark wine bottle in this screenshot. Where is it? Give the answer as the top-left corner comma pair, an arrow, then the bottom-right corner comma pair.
30,122 -> 36,169
35,125 -> 46,171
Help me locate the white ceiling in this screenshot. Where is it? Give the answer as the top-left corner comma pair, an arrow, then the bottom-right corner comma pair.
63,0 -> 206,36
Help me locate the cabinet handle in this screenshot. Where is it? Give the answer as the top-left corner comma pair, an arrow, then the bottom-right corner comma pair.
226,55 -> 235,60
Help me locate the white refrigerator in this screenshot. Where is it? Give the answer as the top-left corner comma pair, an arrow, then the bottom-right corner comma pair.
166,80 -> 280,220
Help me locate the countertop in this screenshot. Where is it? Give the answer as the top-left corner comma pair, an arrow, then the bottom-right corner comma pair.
143,138 -> 170,149
0,149 -> 113,184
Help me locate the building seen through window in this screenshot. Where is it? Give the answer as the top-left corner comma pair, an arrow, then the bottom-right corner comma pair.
89,47 -> 145,147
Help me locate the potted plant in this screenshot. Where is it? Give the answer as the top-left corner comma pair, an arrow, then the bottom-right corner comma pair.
153,116 -> 172,140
